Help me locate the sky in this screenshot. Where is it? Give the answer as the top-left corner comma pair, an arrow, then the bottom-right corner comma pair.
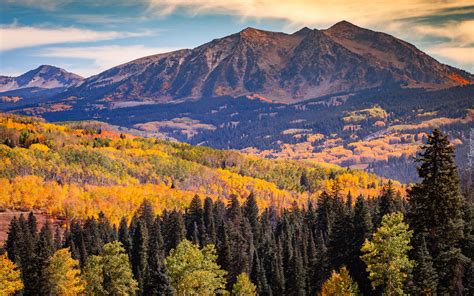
0,0 -> 473,77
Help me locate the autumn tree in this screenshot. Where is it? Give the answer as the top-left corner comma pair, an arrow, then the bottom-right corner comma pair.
45,248 -> 85,296
0,253 -> 23,296
361,212 -> 413,296
232,272 -> 257,296
319,266 -> 359,296
165,240 -> 227,295
83,241 -> 138,296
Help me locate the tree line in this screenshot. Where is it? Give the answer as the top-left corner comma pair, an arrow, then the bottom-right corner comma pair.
1,129 -> 473,295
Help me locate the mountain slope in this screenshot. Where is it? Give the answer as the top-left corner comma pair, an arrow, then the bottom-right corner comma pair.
0,65 -> 83,92
60,21 -> 471,104
0,113 -> 399,222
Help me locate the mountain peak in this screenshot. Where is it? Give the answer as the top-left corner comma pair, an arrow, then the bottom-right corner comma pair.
0,65 -> 83,93
327,20 -> 364,32
293,27 -> 312,36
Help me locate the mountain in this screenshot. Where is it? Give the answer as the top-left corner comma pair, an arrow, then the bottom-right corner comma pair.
0,65 -> 83,92
1,22 -> 473,184
62,21 -> 471,104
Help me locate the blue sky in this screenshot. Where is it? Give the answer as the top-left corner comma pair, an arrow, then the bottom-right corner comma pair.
1,0 -> 473,77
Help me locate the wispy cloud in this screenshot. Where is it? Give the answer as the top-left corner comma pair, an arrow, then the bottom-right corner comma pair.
38,45 -> 178,77
0,24 -> 154,52
414,20 -> 474,46
428,46 -> 474,71
4,0 -> 72,11
409,20 -> 474,71
147,0 -> 473,27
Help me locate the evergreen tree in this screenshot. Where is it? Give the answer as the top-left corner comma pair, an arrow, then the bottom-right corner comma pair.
288,247 -> 306,296
34,221 -> 55,294
163,210 -> 185,253
17,214 -> 37,296
244,192 -> 260,240
251,250 -> 271,296
145,218 -> 173,295
131,220 -> 148,294
203,197 -> 217,244
328,195 -> 353,271
136,199 -> 156,232
350,195 -> 373,295
408,129 -> 466,294
5,216 -> 21,264
378,180 -> 396,225
118,216 -> 132,258
186,195 -> 203,245
411,236 -> 438,295
53,225 -> 62,250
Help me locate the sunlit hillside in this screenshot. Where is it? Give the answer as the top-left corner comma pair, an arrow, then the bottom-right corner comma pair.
0,113 -> 402,224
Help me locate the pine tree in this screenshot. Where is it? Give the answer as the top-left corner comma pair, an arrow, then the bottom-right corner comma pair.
411,236 -> 438,295
132,220 -> 148,294
244,192 -> 260,240
251,250 -> 271,296
328,195 -> 353,271
186,195 -> 203,244
408,129 -> 466,294
17,214 -> 38,296
145,219 -> 174,296
288,247 -> 307,296
53,225 -> 62,250
203,197 -> 217,245
34,220 -> 55,294
349,195 -> 373,295
163,210 -> 185,253
118,216 -> 132,258
378,180 -> 396,225
137,199 -> 156,232
5,216 -> 21,264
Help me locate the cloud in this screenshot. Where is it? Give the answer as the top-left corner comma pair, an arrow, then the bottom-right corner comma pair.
147,0 -> 473,27
428,46 -> 474,71
4,0 -> 72,11
414,20 -> 474,46
0,24 -> 153,52
38,45 -> 178,77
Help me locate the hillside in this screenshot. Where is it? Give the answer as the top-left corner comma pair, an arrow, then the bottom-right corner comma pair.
0,113 -> 400,224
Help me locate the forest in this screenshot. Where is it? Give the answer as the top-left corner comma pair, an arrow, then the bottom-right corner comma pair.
0,113 -> 398,223
0,113 -> 472,295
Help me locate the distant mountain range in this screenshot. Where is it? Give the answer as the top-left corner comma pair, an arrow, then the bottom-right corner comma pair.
1,21 -> 472,104
1,21 -> 473,183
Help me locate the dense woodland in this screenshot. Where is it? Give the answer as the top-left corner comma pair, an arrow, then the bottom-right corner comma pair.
0,113 -> 398,223
1,128 -> 473,295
